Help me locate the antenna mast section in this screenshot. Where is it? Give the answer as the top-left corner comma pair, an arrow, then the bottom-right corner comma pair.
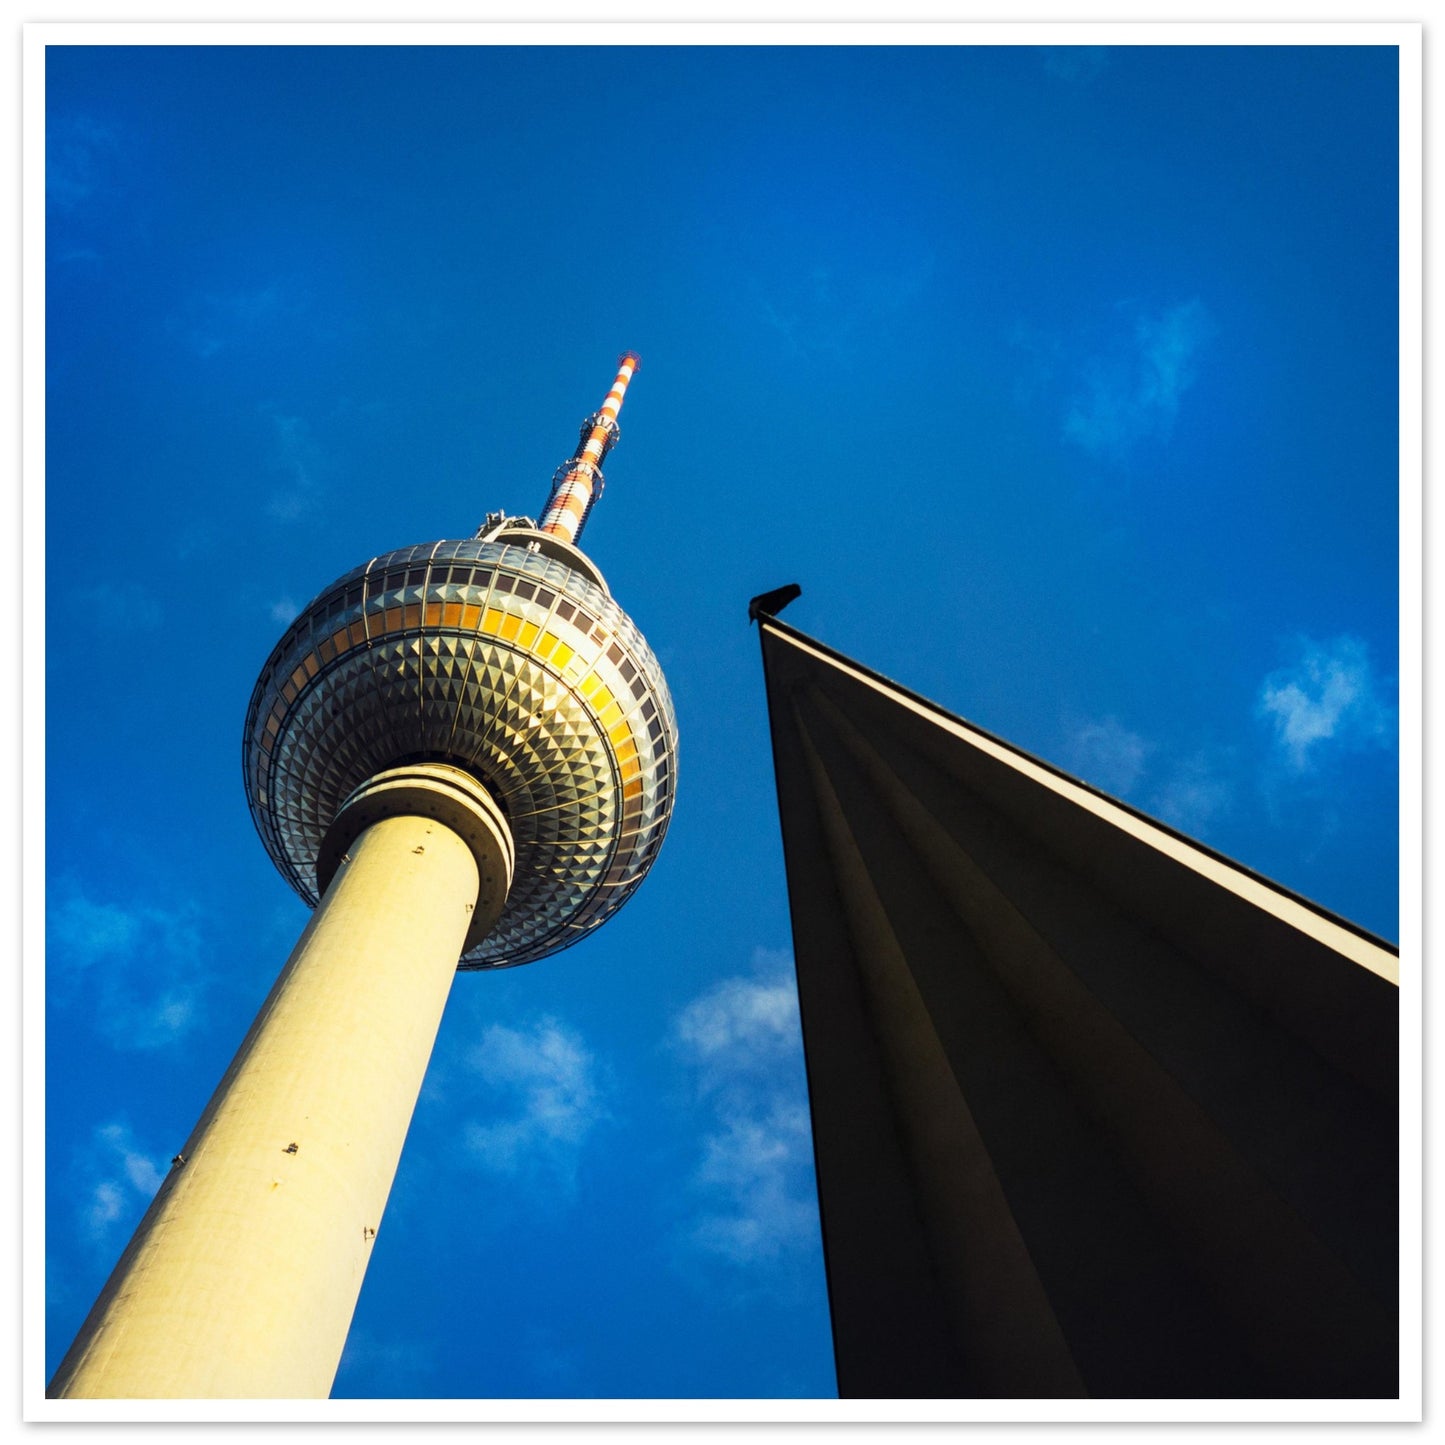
539,352 -> 640,545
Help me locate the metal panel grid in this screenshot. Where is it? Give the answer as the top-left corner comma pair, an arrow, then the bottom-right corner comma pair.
243,536 -> 678,968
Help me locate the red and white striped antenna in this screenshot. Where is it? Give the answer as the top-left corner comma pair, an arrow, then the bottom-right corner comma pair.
538,352 -> 640,546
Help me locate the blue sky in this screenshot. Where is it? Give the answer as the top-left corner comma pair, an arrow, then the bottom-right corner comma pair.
42,39 -> 1402,1402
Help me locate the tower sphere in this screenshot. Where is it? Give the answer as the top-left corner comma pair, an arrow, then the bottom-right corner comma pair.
243,516 -> 678,968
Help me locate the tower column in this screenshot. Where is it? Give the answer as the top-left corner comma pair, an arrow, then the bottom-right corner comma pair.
49,765 -> 513,1399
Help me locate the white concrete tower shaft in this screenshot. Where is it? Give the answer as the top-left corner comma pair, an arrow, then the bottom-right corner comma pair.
49,765 -> 513,1399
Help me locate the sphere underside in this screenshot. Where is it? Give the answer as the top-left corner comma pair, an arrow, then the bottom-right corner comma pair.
243,537 -> 677,968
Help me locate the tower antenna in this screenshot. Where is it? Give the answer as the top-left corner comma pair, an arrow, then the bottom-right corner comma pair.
538,352 -> 641,544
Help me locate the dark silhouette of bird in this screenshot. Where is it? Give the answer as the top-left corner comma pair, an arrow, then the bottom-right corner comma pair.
748,583 -> 802,623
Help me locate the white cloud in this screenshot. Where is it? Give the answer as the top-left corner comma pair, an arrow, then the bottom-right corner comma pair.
1064,298 -> 1215,460
49,885 -> 204,1048
460,1018 -> 605,1185
676,961 -> 799,1081
268,597 -> 300,625
97,1122 -> 165,1195
77,1121 -> 167,1246
1064,715 -> 1149,797
85,1181 -> 125,1239
1257,635 -> 1393,772
689,1098 -> 818,1266
673,949 -> 818,1269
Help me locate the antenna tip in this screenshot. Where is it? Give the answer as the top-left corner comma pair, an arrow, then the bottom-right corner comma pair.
619,351 -> 642,371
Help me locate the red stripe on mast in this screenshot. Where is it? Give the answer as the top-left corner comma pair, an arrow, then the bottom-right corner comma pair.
539,353 -> 640,544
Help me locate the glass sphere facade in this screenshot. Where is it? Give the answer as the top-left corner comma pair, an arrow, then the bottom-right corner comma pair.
243,534 -> 677,968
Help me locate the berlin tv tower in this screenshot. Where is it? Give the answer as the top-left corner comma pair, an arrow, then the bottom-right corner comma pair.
50,355 -> 677,1398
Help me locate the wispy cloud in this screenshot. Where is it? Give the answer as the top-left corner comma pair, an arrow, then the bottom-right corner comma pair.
49,885 -> 204,1048
1257,635 -> 1393,772
47,115 -> 122,214
268,597 -> 300,625
1043,47 -> 1110,84
335,1327 -> 436,1392
1148,751 -> 1235,834
264,409 -> 324,521
1008,320 -> 1066,408
673,949 -> 818,1269
1063,298 -> 1216,461
179,284 -> 288,359
754,246 -> 933,364
515,1324 -> 584,1392
74,582 -> 163,632
460,1017 -> 606,1190
1063,717 -> 1238,840
76,1121 -> 167,1246
1063,715 -> 1149,797
175,520 -> 220,562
